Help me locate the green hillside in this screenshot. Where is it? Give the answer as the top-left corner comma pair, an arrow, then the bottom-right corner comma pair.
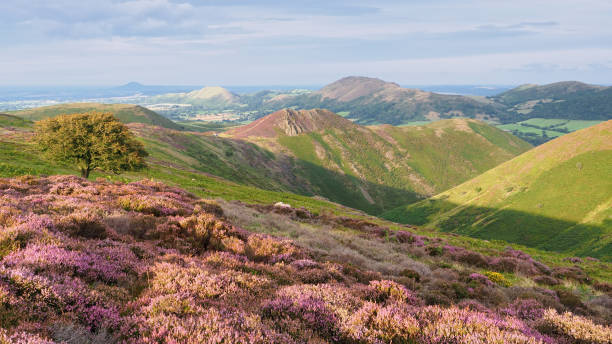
1,106 -> 529,216
227,109 -> 531,214
10,103 -> 183,130
0,113 -> 32,128
383,120 -> 612,259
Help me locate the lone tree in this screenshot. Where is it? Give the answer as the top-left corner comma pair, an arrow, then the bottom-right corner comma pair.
35,112 -> 148,178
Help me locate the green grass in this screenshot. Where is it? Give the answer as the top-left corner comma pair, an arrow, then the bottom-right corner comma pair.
497,123 -> 565,138
275,118 -> 530,214
0,114 -> 32,128
1,120 -> 610,282
336,111 -> 350,117
383,121 -> 612,259
10,103 -> 183,130
398,121 -> 432,126
497,118 -> 604,145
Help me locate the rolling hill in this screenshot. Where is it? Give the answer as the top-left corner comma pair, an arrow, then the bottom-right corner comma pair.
225,108 -> 531,214
383,120 -> 612,259
494,81 -> 612,121
150,86 -> 240,108
269,76 -> 506,125
10,103 -> 183,130
0,113 -> 32,128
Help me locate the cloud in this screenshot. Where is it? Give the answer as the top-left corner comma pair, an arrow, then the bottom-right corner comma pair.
1,0 -> 612,84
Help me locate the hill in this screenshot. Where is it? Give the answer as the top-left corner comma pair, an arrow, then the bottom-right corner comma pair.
10,103 -> 183,130
226,108 -> 354,138
268,77 -> 505,125
151,86 -> 239,108
494,81 -> 607,106
494,82 -> 612,122
383,120 -> 612,259
0,113 -> 32,128
225,109 -> 531,214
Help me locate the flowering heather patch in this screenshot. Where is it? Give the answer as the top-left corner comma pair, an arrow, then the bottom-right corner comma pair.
0,175 -> 610,343
539,309 -> 612,343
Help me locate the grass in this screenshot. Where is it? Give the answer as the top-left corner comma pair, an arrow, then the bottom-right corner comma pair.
1,120 -> 610,284
383,121 -> 612,259
497,118 -> 604,145
275,118 -> 530,214
0,114 -> 32,128
10,103 -> 183,130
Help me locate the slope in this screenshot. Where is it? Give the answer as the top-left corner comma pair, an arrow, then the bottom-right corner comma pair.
10,103 -> 183,130
226,109 -> 531,214
383,120 -> 612,259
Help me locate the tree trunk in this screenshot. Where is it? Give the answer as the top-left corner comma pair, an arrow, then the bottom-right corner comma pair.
81,166 -> 90,178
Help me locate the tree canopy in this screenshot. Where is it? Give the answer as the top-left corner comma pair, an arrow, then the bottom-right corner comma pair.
35,112 -> 148,178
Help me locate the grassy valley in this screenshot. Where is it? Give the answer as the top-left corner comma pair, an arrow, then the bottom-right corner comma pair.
383,120 -> 612,259
225,109 -> 531,214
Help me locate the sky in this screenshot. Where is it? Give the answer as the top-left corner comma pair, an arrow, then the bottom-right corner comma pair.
1,0 -> 612,86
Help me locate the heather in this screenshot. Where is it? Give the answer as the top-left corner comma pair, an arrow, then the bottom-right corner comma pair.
0,175 -> 610,343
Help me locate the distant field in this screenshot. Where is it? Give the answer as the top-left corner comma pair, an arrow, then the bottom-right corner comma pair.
497,123 -> 565,137
336,111 -> 350,117
398,121 -> 433,127
175,120 -> 241,132
496,118 -> 603,145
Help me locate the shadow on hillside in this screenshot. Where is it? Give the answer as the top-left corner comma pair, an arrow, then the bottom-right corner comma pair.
383,199 -> 612,261
287,159 -> 423,215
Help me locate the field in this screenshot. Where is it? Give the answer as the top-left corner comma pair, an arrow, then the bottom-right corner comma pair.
497,118 -> 603,145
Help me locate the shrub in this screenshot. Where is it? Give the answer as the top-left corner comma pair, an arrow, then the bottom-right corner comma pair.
538,308 -> 612,343
533,275 -> 560,286
55,210 -> 108,239
501,299 -> 545,321
483,271 -> 511,287
344,302 -> 419,343
367,280 -> 421,305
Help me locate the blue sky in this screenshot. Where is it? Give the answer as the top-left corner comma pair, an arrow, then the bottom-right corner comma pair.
1,0 -> 611,85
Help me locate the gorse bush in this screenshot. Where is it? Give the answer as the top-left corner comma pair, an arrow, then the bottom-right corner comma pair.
0,175 -> 610,343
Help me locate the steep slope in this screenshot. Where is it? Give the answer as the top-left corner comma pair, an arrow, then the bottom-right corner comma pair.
269,76 -> 506,125
383,120 -> 612,259
226,108 -> 354,138
10,103 -> 182,130
226,109 -> 531,214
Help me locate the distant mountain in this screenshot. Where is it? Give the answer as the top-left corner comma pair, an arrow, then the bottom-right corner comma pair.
494,81 -> 612,121
185,86 -> 239,103
494,81 -> 606,106
151,86 -> 239,108
225,109 -> 531,214
267,76 -> 506,125
383,120 -> 612,259
10,103 -> 183,130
